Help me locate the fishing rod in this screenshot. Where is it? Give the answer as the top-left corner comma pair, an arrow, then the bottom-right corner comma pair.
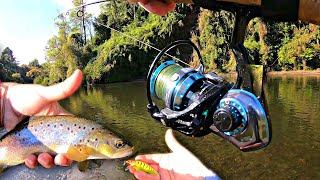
57,0 -> 189,66
56,0 -> 111,18
58,0 -> 272,152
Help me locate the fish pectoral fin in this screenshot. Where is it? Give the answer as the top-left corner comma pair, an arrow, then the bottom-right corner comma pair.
66,145 -> 91,162
0,164 -> 8,175
77,160 -> 90,172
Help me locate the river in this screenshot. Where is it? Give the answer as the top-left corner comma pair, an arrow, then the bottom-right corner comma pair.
2,75 -> 320,180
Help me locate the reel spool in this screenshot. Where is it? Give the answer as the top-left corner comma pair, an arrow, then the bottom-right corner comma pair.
150,60 -> 206,111
146,40 -> 271,151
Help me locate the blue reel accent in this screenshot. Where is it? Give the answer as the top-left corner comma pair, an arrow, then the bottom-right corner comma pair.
150,61 -> 206,110
150,60 -> 176,99
172,72 -> 206,110
217,89 -> 269,137
218,98 -> 248,136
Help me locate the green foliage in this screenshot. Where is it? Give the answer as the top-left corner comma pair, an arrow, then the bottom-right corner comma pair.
29,59 -> 40,68
278,24 -> 320,70
12,73 -> 21,78
0,47 -> 32,83
42,15 -> 81,85
196,10 -> 234,72
2,3 -> 320,85
83,2 -> 190,83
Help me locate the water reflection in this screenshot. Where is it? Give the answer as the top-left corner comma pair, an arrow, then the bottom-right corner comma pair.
60,76 -> 320,179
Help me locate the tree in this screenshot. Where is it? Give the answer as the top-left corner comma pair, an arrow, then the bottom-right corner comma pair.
0,47 -> 32,83
44,15 -> 80,84
29,59 -> 40,68
194,10 -> 234,72
1,47 -> 17,64
278,23 -> 320,70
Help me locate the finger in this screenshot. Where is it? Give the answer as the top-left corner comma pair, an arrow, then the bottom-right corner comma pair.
129,166 -> 136,173
139,1 -> 176,16
166,2 -> 176,11
38,153 -> 54,169
25,154 -> 39,169
150,164 -> 160,171
52,103 -> 73,115
135,154 -> 164,164
54,154 -> 73,166
39,69 -> 83,102
134,170 -> 160,180
32,102 -> 73,116
165,129 -> 190,153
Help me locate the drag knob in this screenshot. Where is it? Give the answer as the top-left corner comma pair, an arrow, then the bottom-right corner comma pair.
213,108 -> 242,132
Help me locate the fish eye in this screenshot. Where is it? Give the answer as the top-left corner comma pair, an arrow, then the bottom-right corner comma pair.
115,140 -> 126,148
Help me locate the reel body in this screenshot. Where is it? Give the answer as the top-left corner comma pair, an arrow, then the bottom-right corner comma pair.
146,40 -> 271,151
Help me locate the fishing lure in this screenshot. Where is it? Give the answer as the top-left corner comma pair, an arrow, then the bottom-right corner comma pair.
125,160 -> 158,175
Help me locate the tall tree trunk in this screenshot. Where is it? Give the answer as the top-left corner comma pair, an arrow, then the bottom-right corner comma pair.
302,59 -> 307,70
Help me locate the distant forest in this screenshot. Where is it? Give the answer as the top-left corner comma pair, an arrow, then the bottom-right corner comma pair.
0,1 -> 319,84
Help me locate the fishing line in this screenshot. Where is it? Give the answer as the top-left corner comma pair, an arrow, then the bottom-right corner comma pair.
56,0 -> 112,20
154,63 -> 182,100
94,20 -> 190,67
56,0 -> 191,67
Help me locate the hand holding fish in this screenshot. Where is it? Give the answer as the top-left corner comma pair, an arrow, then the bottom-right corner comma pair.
128,129 -> 220,180
128,0 -> 176,16
0,70 -> 83,169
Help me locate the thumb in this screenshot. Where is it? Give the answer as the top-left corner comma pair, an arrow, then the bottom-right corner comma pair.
165,129 -> 190,154
39,70 -> 83,102
165,129 -> 216,177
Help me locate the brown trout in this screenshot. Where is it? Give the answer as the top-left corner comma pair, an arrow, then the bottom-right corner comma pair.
0,115 -> 133,173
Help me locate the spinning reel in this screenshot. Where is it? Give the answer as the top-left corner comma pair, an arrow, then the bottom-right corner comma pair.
144,0 -> 274,152
146,40 -> 271,152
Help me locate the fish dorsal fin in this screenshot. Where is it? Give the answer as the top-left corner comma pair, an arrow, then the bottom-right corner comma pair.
66,145 -> 94,162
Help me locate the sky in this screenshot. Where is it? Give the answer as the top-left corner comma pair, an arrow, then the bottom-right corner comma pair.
0,0 -> 101,65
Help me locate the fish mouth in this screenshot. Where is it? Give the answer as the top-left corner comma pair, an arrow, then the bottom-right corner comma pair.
111,146 -> 134,159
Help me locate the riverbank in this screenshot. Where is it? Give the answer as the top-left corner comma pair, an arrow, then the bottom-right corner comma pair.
219,70 -> 320,78
126,70 -> 320,84
267,70 -> 320,76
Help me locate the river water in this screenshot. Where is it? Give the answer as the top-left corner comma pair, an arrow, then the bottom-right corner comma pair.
2,75 -> 320,179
